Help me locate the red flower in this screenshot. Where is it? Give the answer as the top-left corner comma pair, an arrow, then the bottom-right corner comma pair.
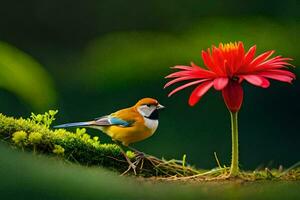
165,42 -> 295,112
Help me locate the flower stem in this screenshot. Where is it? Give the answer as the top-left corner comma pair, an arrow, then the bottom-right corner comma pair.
229,111 -> 239,176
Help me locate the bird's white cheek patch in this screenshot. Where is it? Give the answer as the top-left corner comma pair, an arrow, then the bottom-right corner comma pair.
144,118 -> 159,134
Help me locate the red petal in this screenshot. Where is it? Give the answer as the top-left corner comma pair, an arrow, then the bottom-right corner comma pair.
164,76 -> 203,88
172,65 -> 194,71
233,42 -> 245,71
165,71 -> 193,78
201,50 -> 218,73
258,73 -> 294,83
213,77 -> 229,90
243,45 -> 256,65
240,75 -> 270,88
256,56 -> 293,70
166,65 -> 216,79
261,69 -> 296,78
190,62 -> 217,76
188,81 -> 214,106
222,81 -> 243,112
168,79 -> 210,97
250,50 -> 274,67
260,77 -> 270,88
211,47 -> 226,75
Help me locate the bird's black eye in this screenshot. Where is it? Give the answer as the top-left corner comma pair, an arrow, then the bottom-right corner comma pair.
146,104 -> 151,107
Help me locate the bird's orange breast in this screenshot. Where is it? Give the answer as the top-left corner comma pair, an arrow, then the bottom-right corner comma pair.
102,123 -> 153,146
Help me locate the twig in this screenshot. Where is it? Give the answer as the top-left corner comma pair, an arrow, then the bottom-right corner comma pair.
278,161 -> 300,177
214,152 -> 222,169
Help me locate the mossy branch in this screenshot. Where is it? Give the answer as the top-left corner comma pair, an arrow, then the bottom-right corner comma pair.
0,112 -> 199,177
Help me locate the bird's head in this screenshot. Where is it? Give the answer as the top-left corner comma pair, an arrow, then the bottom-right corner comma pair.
135,98 -> 165,120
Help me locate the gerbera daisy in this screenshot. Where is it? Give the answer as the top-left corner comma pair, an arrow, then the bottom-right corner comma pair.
164,42 -> 295,176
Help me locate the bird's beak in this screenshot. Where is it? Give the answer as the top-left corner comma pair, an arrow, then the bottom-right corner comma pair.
157,104 -> 165,110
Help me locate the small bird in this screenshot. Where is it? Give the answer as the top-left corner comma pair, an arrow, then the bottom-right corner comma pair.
54,97 -> 165,174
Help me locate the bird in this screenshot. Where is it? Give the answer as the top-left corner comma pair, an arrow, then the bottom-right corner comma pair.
54,97 -> 165,175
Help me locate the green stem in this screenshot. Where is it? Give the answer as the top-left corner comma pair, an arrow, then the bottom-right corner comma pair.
229,111 -> 239,176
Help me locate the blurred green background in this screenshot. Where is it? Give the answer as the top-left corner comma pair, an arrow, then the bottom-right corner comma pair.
1,144 -> 299,200
0,0 -> 299,170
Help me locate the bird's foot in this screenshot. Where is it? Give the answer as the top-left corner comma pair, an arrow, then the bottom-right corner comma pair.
117,144 -> 138,176
131,151 -> 147,172
127,146 -> 146,159
119,146 -> 148,175
121,160 -> 137,176
134,151 -> 145,159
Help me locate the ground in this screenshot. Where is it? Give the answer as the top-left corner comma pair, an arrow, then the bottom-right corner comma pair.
1,144 -> 300,200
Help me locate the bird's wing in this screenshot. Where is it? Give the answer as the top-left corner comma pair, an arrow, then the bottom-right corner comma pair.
109,107 -> 142,126
94,114 -> 135,127
94,115 -> 112,126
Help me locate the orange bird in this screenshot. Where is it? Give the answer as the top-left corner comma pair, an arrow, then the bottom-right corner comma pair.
54,98 -> 165,174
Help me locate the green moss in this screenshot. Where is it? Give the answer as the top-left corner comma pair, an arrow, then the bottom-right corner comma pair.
0,113 -> 129,171
29,110 -> 58,128
12,131 -> 27,146
0,112 -> 198,177
28,132 -> 43,144
53,144 -> 65,155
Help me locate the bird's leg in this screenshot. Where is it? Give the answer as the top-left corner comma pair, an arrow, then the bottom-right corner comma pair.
127,146 -> 146,158
114,142 -> 137,175
127,146 -> 149,170
119,147 -> 137,176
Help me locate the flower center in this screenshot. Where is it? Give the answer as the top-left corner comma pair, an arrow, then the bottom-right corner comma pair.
231,76 -> 239,82
219,42 -> 239,53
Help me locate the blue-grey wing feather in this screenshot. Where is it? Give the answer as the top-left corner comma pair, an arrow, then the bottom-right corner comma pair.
94,115 -> 132,127
94,116 -> 111,126
54,115 -> 133,129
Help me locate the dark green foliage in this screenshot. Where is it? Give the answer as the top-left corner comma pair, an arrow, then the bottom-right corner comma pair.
0,41 -> 56,109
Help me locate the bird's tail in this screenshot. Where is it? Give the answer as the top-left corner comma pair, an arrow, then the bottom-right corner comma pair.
53,121 -> 94,128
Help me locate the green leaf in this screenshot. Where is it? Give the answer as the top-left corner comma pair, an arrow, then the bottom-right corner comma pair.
0,41 -> 56,110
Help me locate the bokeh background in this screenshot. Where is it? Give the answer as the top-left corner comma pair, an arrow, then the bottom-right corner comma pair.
0,0 -> 299,170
